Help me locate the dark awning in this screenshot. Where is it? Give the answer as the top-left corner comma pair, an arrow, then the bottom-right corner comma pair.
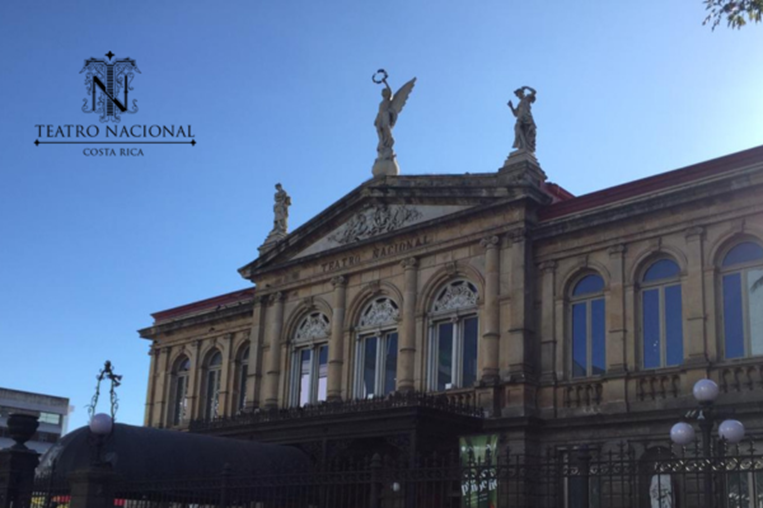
37,423 -> 310,481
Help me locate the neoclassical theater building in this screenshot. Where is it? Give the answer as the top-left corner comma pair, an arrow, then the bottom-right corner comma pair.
138,140 -> 763,460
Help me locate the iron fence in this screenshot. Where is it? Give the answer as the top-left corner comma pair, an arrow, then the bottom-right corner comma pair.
28,441 -> 763,508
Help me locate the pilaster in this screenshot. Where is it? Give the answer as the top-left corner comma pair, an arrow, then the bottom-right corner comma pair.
263,291 -> 286,409
327,276 -> 348,402
685,226 -> 710,364
479,236 -> 501,384
398,257 -> 418,392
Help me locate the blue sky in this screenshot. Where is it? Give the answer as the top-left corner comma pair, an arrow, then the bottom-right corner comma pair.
0,1 -> 761,431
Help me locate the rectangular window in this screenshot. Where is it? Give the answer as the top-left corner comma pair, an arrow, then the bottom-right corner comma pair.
384,333 -> 398,396
357,332 -> 398,398
317,345 -> 328,403
748,269 -> 763,356
572,303 -> 588,377
462,317 -> 478,388
173,376 -> 188,425
591,299 -> 605,375
643,289 -> 661,369
437,322 -> 454,390
724,273 -> 745,359
429,317 -> 479,390
38,412 -> 61,425
298,349 -> 312,406
362,336 -> 378,398
665,284 -> 684,366
238,364 -> 248,411
294,345 -> 328,406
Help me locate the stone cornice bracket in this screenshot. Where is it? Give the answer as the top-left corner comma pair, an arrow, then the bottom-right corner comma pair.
685,226 -> 706,240
608,244 -> 627,257
539,260 -> 557,274
480,236 -> 500,250
506,227 -> 528,246
331,275 -> 347,288
302,296 -> 315,309
401,257 -> 418,270
445,261 -> 459,276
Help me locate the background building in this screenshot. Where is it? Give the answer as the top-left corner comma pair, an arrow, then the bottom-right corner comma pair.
139,144 -> 763,471
0,388 -> 72,453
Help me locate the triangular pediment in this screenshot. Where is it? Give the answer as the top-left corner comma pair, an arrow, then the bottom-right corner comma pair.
239,173 -> 539,280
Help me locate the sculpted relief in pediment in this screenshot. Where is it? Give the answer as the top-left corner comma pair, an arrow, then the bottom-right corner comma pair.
292,204 -> 470,260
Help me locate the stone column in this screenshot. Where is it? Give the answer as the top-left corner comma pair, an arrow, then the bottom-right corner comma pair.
538,261 -> 557,383
263,292 -> 286,409
245,297 -> 268,410
397,258 -> 418,392
607,244 -> 627,374
480,236 -> 501,384
153,347 -> 171,426
187,340 -> 202,420
327,276 -> 348,402
143,346 -> 158,427
218,333 -> 234,416
685,227 -> 709,364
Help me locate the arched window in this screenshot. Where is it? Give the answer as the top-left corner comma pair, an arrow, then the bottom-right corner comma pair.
203,350 -> 223,420
721,241 -> 763,359
641,259 -> 683,369
236,346 -> 250,413
428,280 -> 479,391
291,312 -> 330,406
570,274 -> 606,378
170,356 -> 190,426
355,297 -> 399,399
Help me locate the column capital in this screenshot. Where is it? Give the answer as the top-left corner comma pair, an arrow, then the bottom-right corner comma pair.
331,275 -> 347,288
401,257 -> 419,270
268,291 -> 286,304
506,227 -> 528,245
685,226 -> 706,240
608,243 -> 627,257
539,260 -> 557,274
480,235 -> 501,250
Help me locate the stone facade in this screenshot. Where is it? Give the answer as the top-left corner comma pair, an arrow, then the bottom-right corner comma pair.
139,146 -> 763,456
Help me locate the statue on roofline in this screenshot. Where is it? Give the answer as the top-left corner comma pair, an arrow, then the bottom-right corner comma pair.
372,69 -> 416,178
508,86 -> 537,154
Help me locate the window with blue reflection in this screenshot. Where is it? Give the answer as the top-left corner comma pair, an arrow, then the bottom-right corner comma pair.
722,242 -> 763,359
571,274 -> 606,378
640,259 -> 683,369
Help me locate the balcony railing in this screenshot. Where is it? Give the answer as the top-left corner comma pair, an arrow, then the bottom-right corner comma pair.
189,390 -> 483,432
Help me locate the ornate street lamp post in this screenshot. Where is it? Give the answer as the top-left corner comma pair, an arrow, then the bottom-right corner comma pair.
669,378 -> 746,507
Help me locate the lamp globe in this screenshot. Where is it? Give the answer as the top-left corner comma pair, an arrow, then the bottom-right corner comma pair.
89,413 -> 113,435
670,422 -> 695,446
719,420 -> 745,444
692,379 -> 719,403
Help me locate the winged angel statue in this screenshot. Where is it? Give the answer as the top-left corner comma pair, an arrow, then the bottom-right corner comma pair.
79,57 -> 140,123
372,70 -> 416,177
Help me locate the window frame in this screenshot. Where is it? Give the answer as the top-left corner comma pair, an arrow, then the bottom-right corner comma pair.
170,356 -> 190,426
289,311 -> 331,407
427,279 -> 480,392
203,351 -> 223,420
638,258 -> 684,370
355,329 -> 399,399
720,241 -> 763,360
290,343 -> 329,406
236,346 -> 249,413
568,274 -> 606,379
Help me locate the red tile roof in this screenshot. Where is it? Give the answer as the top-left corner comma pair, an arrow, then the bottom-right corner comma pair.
538,145 -> 763,221
151,287 -> 255,323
